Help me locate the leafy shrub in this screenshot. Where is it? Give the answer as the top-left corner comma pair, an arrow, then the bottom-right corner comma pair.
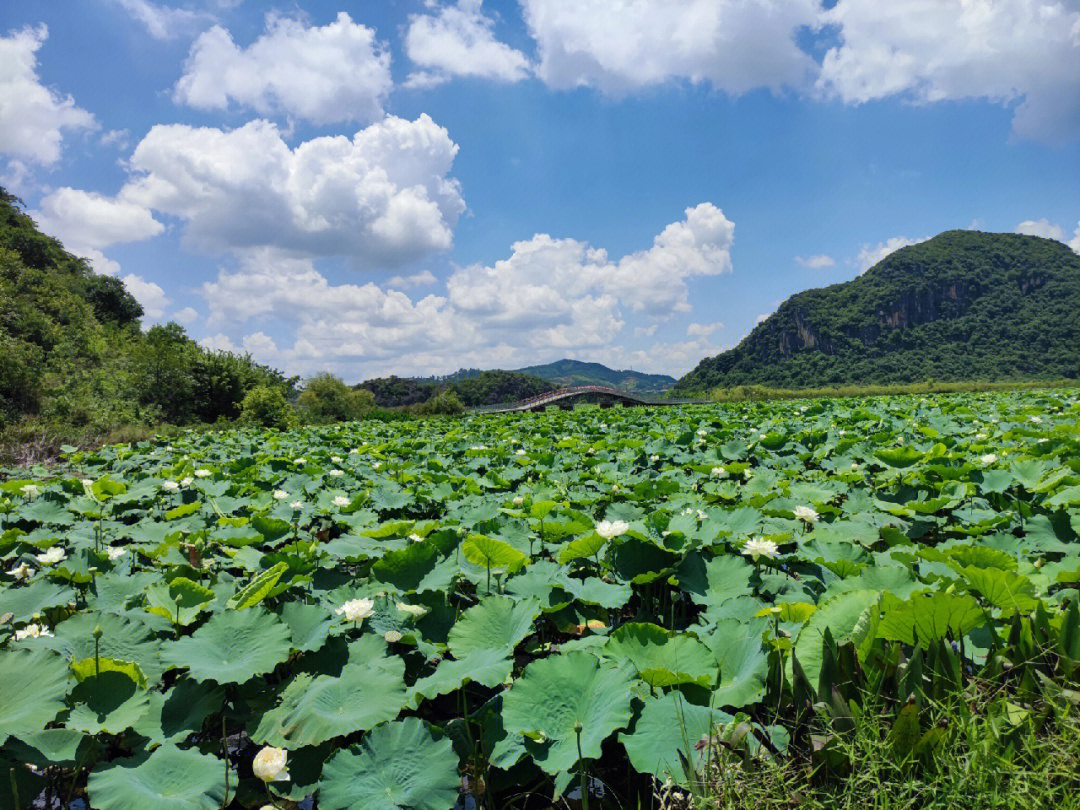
297,373 -> 375,423
414,389 -> 464,415
239,385 -> 296,430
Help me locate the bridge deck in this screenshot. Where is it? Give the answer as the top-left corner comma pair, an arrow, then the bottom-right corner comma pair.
471,385 -> 711,414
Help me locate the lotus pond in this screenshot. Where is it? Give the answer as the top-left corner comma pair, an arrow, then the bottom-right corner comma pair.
2,391 -> 1080,809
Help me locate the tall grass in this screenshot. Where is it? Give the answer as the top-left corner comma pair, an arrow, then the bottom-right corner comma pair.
695,379 -> 1080,403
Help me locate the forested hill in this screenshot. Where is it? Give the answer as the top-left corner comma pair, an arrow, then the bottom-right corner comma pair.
673,231 -> 1080,393
439,359 -> 676,394
358,370 -> 555,408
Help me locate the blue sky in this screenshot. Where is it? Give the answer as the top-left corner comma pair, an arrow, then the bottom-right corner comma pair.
2,0 -> 1078,381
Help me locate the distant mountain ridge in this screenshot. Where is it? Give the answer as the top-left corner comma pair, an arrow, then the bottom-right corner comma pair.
674,230 -> 1080,393
437,359 -> 676,394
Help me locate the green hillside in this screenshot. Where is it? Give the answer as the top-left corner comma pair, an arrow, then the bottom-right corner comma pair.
674,230 -> 1080,393
0,188 -> 290,453
358,369 -> 555,408
439,359 -> 675,394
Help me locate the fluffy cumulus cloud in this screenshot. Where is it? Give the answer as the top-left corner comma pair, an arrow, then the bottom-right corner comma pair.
1016,218 -> 1080,253
33,187 -> 163,258
199,204 -> 733,378
121,115 -> 465,266
855,235 -> 929,272
796,253 -> 835,268
817,0 -> 1080,143
0,25 -> 96,166
174,12 -> 392,125
687,321 -> 723,337
405,0 -> 532,86
521,0 -> 819,93
122,273 -> 171,320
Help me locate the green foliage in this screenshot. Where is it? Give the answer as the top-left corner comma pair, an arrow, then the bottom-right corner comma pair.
360,369 -> 555,409
297,372 -> 376,423
676,231 -> 1080,393
239,384 -> 297,430
1,389 -> 1079,807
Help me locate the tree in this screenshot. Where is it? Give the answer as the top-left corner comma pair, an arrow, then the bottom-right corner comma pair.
297,373 -> 375,423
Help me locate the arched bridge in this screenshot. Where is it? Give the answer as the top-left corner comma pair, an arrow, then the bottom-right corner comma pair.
472,385 -> 711,414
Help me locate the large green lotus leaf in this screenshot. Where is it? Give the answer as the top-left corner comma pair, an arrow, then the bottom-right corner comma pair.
407,646 -> 512,707
873,447 -> 926,468
371,542 -> 441,592
0,579 -> 73,623
0,752 -> 46,809
563,576 -> 632,609
687,554 -> 753,607
502,651 -> 635,774
9,728 -> 102,767
877,592 -> 987,647
604,623 -> 717,688
319,717 -> 459,810
708,622 -> 769,708
87,744 -> 226,810
65,670 -> 151,734
611,536 -> 679,584
253,654 -> 406,747
791,590 -> 878,687
86,571 -> 159,613
447,595 -> 540,658
1010,459 -> 1048,491
226,561 -> 288,609
45,611 -> 164,685
960,566 -> 1040,612
619,692 -> 729,781
280,601 -> 332,653
159,607 -> 291,683
0,650 -> 70,743
132,677 -> 224,745
462,534 -> 528,574
143,577 -> 215,626
558,533 -> 607,564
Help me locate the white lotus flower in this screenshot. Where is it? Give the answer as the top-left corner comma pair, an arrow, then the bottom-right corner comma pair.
194,469 -> 211,478
252,747 -> 289,782
11,562 -> 32,581
331,456 -> 343,463
793,505 -> 820,524
294,458 -> 306,465
980,453 -> 997,465
515,449 -> 526,456
20,484 -> 39,498
512,497 -> 524,506
742,537 -> 780,561
329,469 -> 344,477
710,467 -> 728,478
80,478 -> 93,487
649,454 -> 659,462
335,598 -> 375,623
273,490 -> 289,500
349,448 -> 360,454
373,462 -> 382,469
697,429 -> 708,437
397,602 -> 428,617
611,484 -> 620,492
106,546 -> 127,561
850,462 -> 859,470
409,533 -> 423,543
14,623 -> 53,641
332,495 -> 350,508
383,630 -> 402,643
975,433 -> 987,440
586,448 -> 595,455
595,520 -> 629,539
36,547 -> 66,565
180,477 -> 194,486
162,480 -> 180,492
697,510 -> 707,521
1030,416 -> 1042,424
289,500 -> 304,510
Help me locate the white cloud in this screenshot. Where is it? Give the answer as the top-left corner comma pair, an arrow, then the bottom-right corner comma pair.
754,312 -> 772,325
121,115 -> 464,266
1016,218 -> 1066,240
521,0 -> 818,94
100,129 -> 130,149
817,0 -> 1080,144
172,306 -> 199,324
122,273 -> 170,320
33,187 -> 163,257
385,269 -> 438,289
112,0 -> 211,40
405,0 -> 531,85
198,204 -> 734,378
1016,217 -> 1080,253
0,25 -> 96,166
855,235 -> 929,272
174,12 -> 392,125
687,321 -> 722,337
795,253 -> 835,268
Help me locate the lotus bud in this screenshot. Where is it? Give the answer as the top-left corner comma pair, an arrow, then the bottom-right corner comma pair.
92,624 -> 103,640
